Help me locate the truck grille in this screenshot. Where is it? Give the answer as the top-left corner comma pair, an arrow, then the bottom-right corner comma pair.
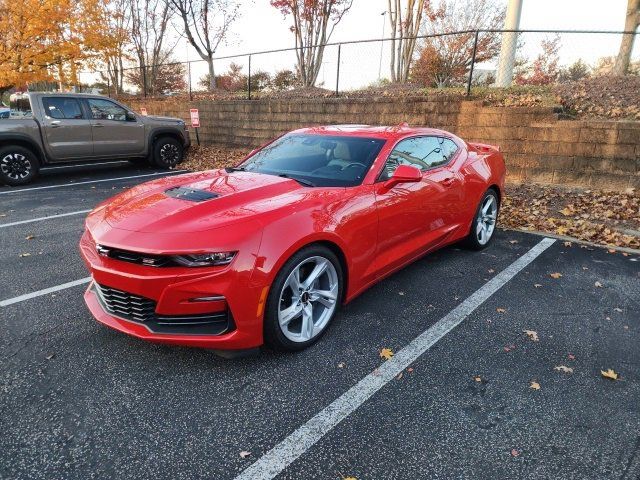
94,283 -> 157,323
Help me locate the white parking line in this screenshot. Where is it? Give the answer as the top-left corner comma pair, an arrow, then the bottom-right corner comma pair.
42,161 -> 129,171
235,237 -> 556,480
0,277 -> 91,307
0,170 -> 188,195
0,209 -> 92,228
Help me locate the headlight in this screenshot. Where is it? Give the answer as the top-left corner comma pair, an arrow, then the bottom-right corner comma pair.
172,251 -> 236,267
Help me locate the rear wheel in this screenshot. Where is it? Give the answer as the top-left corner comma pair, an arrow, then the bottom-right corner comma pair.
152,136 -> 183,169
264,245 -> 343,351
0,146 -> 39,186
464,189 -> 499,250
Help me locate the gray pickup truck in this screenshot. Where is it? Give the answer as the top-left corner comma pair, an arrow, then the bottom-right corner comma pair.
0,92 -> 190,185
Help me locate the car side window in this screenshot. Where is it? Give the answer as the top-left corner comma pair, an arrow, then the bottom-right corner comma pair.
87,98 -> 127,121
379,136 -> 459,181
43,97 -> 84,120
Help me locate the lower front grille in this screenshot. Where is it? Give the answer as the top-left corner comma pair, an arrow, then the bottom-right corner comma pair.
93,283 -> 234,335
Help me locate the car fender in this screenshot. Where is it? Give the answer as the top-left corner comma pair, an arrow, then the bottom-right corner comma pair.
0,132 -> 46,164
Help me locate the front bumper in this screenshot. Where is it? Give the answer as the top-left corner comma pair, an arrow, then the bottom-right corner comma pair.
80,230 -> 266,350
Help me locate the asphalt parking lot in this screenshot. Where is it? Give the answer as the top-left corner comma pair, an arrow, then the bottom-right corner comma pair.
1,162 -> 639,480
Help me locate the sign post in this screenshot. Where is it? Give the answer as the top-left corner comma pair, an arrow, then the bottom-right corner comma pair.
190,108 -> 200,146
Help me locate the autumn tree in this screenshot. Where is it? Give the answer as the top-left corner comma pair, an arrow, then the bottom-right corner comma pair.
125,54 -> 187,93
614,0 -> 639,75
515,35 -> 561,86
95,0 -> 132,94
270,0 -> 353,87
387,0 -> 428,83
129,0 -> 176,95
410,0 -> 505,87
169,0 -> 240,91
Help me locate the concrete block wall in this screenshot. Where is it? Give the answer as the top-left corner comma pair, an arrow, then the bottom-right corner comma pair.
126,96 -> 640,190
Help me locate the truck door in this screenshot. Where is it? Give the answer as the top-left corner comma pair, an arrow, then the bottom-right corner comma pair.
41,96 -> 94,160
85,98 -> 146,156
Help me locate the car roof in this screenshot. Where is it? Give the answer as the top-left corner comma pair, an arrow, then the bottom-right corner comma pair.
290,124 -> 456,141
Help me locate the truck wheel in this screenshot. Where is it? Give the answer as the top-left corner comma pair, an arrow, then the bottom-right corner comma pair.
0,146 -> 40,186
152,137 -> 183,169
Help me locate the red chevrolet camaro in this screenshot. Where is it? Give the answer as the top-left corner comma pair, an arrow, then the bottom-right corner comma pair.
80,125 -> 505,352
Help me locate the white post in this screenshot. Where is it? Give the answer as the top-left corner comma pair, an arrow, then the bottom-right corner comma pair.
495,0 -> 524,87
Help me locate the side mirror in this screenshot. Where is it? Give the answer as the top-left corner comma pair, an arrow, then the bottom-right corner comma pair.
126,111 -> 137,122
384,164 -> 422,189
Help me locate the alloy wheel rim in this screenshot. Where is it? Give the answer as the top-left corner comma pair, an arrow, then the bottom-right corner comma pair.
159,144 -> 179,165
278,256 -> 339,343
476,195 -> 497,245
1,153 -> 31,180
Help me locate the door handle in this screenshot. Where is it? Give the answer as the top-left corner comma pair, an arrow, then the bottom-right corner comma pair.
93,123 -> 104,128
50,120 -> 61,128
441,177 -> 455,187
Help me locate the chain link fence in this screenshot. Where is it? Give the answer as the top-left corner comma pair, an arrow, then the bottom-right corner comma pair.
75,29 -> 639,100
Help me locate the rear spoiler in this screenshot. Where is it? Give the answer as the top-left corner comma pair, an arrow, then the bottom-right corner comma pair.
467,142 -> 501,154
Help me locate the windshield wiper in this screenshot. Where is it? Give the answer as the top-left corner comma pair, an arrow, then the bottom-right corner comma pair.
225,166 -> 246,172
278,173 -> 315,187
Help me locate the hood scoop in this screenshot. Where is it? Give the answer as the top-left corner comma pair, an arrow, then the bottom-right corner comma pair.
164,186 -> 219,202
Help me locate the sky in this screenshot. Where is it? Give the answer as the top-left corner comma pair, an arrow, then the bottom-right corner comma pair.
86,0 -> 636,91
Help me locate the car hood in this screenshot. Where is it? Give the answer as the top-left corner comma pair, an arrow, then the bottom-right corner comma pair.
86,170 -> 325,236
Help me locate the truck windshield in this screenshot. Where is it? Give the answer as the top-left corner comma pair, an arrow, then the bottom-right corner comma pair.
239,134 -> 386,187
9,94 -> 33,118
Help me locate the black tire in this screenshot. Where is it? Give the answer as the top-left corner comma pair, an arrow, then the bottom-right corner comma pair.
264,245 -> 344,352
463,188 -> 500,250
0,145 -> 40,186
152,136 -> 183,169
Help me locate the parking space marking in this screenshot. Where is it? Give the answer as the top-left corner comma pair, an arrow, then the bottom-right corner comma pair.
235,237 -> 556,480
0,170 -> 188,195
0,277 -> 91,307
42,161 -> 130,171
0,210 -> 92,228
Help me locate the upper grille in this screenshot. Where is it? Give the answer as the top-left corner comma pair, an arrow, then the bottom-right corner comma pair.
96,245 -> 171,267
94,283 -> 157,323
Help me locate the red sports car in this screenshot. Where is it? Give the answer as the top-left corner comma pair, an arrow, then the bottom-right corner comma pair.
80,125 -> 505,352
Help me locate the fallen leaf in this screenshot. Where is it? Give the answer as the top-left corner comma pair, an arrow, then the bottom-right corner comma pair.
523,330 -> 539,342
511,449 -> 520,457
398,291 -> 405,296
19,253 -> 31,257
530,381 -> 540,390
496,308 -> 506,313
568,353 -> 576,360
601,368 -> 619,380
554,365 -> 574,374
608,249 -> 616,254
488,269 -> 495,273
509,240 -> 519,244
407,367 -> 414,373
239,451 -> 251,458
594,281 -> 603,288
474,376 -> 483,382
379,348 -> 394,360
549,272 -> 562,279
25,235 -> 35,240
563,241 -> 572,247
614,307 -> 622,313
534,283 -> 542,288
46,353 -> 55,360
337,362 -> 345,368
396,372 -> 403,380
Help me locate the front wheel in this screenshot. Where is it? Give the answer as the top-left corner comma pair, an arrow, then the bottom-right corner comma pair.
0,146 -> 40,186
464,189 -> 499,250
264,245 -> 343,351
152,137 -> 183,169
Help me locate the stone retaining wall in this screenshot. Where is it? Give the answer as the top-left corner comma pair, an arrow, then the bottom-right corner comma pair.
126,97 -> 640,190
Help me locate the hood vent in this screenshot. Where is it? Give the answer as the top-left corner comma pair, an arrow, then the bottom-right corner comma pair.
165,187 -> 219,202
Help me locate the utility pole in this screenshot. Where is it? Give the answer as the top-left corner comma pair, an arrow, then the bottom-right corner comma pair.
495,0 -> 523,87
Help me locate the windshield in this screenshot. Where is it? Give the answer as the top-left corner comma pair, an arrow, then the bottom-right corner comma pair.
239,134 -> 386,187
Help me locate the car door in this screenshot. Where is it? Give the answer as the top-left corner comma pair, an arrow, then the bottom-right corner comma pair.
85,98 -> 146,156
372,136 -> 462,278
40,96 -> 93,160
